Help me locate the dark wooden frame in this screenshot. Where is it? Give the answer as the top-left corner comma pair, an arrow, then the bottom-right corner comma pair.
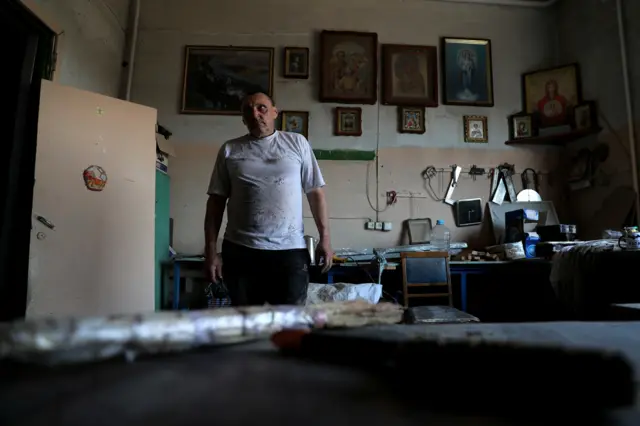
522,62 -> 582,127
398,106 -> 426,134
180,45 -> 274,115
334,107 -> 362,136
508,112 -> 537,140
283,47 -> 309,79
572,100 -> 598,130
319,30 -> 378,104
463,115 -> 488,143
279,110 -> 310,139
440,37 -> 494,107
381,44 -> 438,107
401,251 -> 452,308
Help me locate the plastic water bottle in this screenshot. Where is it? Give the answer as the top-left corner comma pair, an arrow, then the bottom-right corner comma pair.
432,220 -> 451,253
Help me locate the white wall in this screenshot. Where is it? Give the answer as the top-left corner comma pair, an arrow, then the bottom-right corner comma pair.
24,0 -> 129,97
134,0 -> 555,150
132,0 -> 561,253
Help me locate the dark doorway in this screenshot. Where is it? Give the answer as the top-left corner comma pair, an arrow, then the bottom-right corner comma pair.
0,0 -> 56,321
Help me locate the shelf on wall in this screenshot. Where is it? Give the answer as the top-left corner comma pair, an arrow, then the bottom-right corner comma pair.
313,149 -> 376,161
504,127 -> 602,146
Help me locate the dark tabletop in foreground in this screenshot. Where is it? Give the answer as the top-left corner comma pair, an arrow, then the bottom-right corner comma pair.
2,322 -> 640,426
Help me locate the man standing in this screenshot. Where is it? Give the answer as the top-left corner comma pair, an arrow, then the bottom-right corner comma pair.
204,92 -> 333,306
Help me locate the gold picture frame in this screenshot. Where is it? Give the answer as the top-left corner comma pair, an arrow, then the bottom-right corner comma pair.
398,107 -> 426,134
522,63 -> 581,127
463,115 -> 488,143
280,110 -> 309,139
334,107 -> 362,136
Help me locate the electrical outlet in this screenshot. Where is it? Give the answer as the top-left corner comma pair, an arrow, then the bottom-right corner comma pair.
374,221 -> 383,230
365,221 -> 375,230
382,222 -> 392,231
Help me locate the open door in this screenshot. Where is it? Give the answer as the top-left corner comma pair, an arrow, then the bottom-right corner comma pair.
27,80 -> 157,318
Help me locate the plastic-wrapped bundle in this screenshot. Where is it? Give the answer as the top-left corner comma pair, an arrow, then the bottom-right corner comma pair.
0,301 -> 404,366
0,305 -> 326,366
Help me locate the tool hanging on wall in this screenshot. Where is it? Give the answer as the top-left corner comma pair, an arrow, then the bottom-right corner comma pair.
469,165 -> 485,181
444,165 -> 462,206
490,163 -> 517,205
517,168 -> 542,201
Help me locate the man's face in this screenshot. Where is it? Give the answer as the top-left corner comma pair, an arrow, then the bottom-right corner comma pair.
242,93 -> 278,137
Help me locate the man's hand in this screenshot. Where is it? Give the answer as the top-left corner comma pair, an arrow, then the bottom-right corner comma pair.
205,253 -> 223,283
316,238 -> 334,274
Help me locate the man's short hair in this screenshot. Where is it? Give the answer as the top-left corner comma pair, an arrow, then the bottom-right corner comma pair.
241,92 -> 275,108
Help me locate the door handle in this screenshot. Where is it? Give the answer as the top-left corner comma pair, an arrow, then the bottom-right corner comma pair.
36,215 -> 55,230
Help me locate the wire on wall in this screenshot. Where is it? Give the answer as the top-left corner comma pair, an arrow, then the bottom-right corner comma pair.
366,100 -> 387,218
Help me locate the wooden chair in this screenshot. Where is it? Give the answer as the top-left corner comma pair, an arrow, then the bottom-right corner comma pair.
401,251 -> 452,308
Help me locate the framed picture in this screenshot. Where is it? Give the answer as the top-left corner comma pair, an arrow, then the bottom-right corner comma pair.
441,37 -> 494,107
381,44 -> 438,107
463,115 -> 488,143
398,107 -> 426,134
508,113 -> 536,140
573,101 -> 598,130
334,107 -> 362,136
181,46 -> 274,115
280,111 -> 309,139
319,30 -> 378,104
522,63 -> 581,128
283,47 -> 309,79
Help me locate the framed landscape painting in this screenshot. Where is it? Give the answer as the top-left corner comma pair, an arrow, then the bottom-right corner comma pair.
441,37 -> 494,107
319,30 -> 378,104
181,46 -> 274,115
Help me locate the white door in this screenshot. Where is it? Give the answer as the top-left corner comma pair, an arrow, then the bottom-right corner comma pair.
27,80 -> 158,318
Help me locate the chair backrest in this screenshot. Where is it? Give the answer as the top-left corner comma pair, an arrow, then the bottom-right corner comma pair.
401,251 -> 452,308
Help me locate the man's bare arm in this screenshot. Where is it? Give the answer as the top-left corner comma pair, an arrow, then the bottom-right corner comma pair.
204,194 -> 227,257
306,187 -> 330,240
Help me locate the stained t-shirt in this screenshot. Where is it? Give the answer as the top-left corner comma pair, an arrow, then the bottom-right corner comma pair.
207,131 -> 325,250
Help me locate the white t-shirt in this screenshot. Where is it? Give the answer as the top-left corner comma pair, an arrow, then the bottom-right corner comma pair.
208,131 -> 325,250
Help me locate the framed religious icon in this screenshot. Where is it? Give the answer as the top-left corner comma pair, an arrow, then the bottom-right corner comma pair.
441,37 -> 494,107
334,107 -> 362,136
381,44 -> 438,107
508,113 -> 536,140
463,115 -> 488,143
181,45 -> 274,115
280,111 -> 309,139
573,101 -> 598,130
319,30 -> 378,104
283,47 -> 309,79
523,63 -> 582,128
398,107 -> 426,134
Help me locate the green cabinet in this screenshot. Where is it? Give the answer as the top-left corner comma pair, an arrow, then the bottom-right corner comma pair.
155,170 -> 171,310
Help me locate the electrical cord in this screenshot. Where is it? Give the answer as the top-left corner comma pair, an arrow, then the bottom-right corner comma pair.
366,162 -> 389,213
422,166 -> 445,201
